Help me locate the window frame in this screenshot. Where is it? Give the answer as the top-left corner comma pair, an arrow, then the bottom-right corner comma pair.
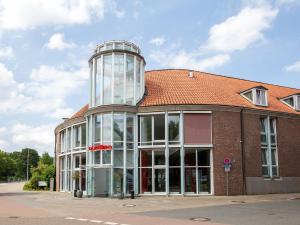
241,87 -> 268,107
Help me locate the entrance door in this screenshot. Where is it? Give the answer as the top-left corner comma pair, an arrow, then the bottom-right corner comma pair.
154,169 -> 166,193
94,168 -> 111,197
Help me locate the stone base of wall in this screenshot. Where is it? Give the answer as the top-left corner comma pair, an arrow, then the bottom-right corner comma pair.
246,177 -> 300,194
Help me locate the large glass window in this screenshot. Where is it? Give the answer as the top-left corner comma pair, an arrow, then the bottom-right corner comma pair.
103,55 -> 112,105
136,58 -> 141,100
184,148 -> 211,194
154,114 -> 165,144
114,54 -> 124,104
81,124 -> 86,147
103,114 -> 112,143
74,126 -> 80,148
140,116 -> 152,146
67,128 -> 71,151
94,115 -> 101,143
126,55 -> 134,104
139,114 -> 166,146
260,117 -> 278,177
113,114 -> 124,145
169,148 -> 181,193
168,114 -> 180,145
95,57 -> 101,105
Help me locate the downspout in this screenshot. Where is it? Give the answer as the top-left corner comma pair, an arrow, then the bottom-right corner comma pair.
240,107 -> 247,195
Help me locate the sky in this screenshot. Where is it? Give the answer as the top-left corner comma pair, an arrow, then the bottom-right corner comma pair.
0,0 -> 300,155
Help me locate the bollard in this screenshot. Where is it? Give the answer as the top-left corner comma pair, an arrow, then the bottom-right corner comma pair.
130,190 -> 135,199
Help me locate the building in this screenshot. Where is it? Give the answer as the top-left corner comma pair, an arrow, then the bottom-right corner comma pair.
55,40 -> 300,197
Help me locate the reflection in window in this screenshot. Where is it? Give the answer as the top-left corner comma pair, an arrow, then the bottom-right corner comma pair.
103,114 -> 112,143
94,115 -> 101,143
114,54 -> 124,104
103,55 -> 112,105
74,126 -> 80,148
113,114 -> 124,143
96,57 -> 101,105
136,59 -> 141,100
140,116 -> 152,145
154,114 -> 165,144
168,114 -> 180,145
126,55 -> 134,104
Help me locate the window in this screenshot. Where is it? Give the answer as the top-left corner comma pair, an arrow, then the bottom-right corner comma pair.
260,117 -> 278,178
94,115 -> 101,143
67,128 -> 71,151
184,148 -> 211,194
297,96 -> 300,110
256,89 -> 267,106
126,55 -> 134,104
81,124 -> 86,147
103,114 -> 112,143
168,114 -> 180,145
169,148 -> 181,193
114,54 -> 124,104
103,55 -> 112,105
154,114 -> 165,145
95,57 -> 101,105
281,95 -> 300,111
140,116 -> 152,146
136,58 -> 141,100
61,130 -> 65,152
139,114 -> 166,146
241,87 -> 268,106
74,126 -> 80,148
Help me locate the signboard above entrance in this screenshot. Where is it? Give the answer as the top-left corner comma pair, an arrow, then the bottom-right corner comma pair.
89,144 -> 112,151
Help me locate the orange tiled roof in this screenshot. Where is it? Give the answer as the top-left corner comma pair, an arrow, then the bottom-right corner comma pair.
70,104 -> 89,119
139,69 -> 300,115
69,69 -> 300,118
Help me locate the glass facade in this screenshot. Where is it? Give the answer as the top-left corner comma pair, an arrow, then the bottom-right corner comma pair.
58,41 -> 213,197
90,41 -> 145,107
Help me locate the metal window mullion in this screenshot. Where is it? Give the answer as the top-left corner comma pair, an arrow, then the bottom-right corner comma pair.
152,150 -> 154,193
134,115 -> 139,195
196,149 -> 199,194
152,116 -> 154,146
180,111 -> 184,195
266,116 -> 272,177
100,115 -> 103,165
123,54 -> 126,104
110,113 -> 114,196
123,113 -> 127,194
165,112 -> 169,194
133,56 -> 136,104
112,53 -> 115,104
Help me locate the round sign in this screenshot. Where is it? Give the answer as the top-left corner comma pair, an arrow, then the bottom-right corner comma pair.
223,157 -> 231,164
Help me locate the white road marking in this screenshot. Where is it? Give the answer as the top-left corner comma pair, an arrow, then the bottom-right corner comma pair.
65,217 -> 130,225
90,220 -> 103,223
65,217 -> 76,220
77,218 -> 89,221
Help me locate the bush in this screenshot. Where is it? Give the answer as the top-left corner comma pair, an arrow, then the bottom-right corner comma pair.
23,163 -> 55,191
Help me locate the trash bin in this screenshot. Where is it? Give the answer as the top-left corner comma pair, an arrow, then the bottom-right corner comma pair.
77,190 -> 83,198
130,190 -> 135,199
74,189 -> 77,197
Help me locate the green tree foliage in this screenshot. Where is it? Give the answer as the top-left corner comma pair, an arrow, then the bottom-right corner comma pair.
20,148 -> 40,179
0,150 -> 16,181
39,152 -> 53,166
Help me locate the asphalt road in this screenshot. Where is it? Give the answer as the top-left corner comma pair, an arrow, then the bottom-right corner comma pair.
135,199 -> 300,225
1,182 -> 300,225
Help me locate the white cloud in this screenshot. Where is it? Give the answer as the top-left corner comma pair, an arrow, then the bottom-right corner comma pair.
12,123 -> 55,152
0,0 -> 113,30
0,61 -> 88,117
0,45 -> 14,59
205,6 -> 278,52
45,33 -> 74,50
150,50 -> 230,71
0,139 -> 8,149
149,37 -> 166,46
284,60 -> 300,72
0,127 -> 7,133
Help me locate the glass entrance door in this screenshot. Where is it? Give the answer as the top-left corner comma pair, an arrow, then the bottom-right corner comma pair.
154,169 -> 166,193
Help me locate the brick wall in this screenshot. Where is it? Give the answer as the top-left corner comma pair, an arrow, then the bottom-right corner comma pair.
276,116 -> 300,177
212,111 -> 244,195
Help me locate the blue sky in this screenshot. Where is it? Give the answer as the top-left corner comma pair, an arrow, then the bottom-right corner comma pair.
0,0 -> 300,155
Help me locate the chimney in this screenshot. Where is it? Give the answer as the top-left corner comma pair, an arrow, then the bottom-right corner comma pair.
188,71 -> 193,78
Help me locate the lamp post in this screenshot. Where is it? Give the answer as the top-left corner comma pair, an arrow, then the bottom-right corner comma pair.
26,149 -> 29,181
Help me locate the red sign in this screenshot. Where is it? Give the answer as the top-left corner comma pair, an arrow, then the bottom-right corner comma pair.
89,144 -> 112,151
223,157 -> 231,165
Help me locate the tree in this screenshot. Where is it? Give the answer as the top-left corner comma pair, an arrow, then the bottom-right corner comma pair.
9,151 -> 24,180
20,148 -> 40,180
39,152 -> 53,166
0,150 -> 16,181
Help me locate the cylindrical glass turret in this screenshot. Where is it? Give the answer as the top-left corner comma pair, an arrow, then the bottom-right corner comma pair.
89,40 -> 145,107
